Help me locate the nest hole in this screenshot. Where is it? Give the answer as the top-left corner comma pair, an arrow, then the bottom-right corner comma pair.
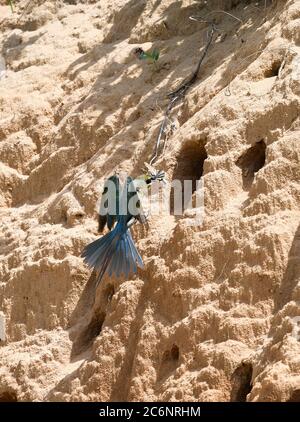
86,311 -> 105,341
230,362 -> 253,402
0,391 -> 18,402
264,60 -> 282,78
236,140 -> 266,189
170,344 -> 180,360
104,284 -> 115,303
72,311 -> 106,357
170,141 -> 207,213
158,344 -> 180,381
287,389 -> 300,402
161,344 -> 180,363
73,212 -> 85,219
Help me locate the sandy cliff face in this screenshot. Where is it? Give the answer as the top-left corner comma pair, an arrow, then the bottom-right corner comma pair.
0,0 -> 300,402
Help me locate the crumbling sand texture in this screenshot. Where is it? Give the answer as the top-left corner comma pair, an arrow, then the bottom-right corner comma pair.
0,0 -> 300,402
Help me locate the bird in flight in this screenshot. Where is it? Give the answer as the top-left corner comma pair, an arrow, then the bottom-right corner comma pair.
81,166 -> 165,287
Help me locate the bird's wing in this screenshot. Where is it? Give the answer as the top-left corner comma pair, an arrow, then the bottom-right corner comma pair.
98,175 -> 120,232
127,177 -> 147,225
152,49 -> 160,61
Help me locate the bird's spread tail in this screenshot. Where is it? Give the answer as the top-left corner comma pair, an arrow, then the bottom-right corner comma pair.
81,224 -> 144,285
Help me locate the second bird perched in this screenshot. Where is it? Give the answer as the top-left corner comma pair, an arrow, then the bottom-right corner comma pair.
134,47 -> 160,66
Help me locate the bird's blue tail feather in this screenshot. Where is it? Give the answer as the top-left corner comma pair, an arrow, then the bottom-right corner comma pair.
81,223 -> 144,285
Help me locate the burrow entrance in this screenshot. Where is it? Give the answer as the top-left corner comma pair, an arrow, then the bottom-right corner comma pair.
287,389 -> 300,402
0,391 -> 18,402
158,344 -> 180,381
71,310 -> 106,357
236,140 -> 266,189
170,141 -> 207,213
230,362 -> 253,402
264,60 -> 282,78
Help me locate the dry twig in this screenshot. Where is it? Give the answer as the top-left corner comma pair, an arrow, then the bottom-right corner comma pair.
150,9 -> 243,165
150,21 -> 216,165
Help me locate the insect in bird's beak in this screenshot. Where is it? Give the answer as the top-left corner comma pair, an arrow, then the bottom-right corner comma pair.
143,162 -> 167,184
